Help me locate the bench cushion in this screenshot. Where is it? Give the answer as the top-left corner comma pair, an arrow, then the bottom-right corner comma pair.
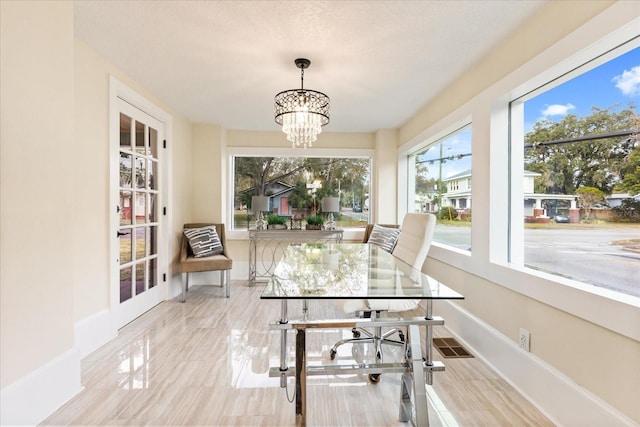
184,225 -> 223,258
180,253 -> 232,273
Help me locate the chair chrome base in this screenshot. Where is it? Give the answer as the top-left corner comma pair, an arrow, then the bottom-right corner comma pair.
329,311 -> 408,372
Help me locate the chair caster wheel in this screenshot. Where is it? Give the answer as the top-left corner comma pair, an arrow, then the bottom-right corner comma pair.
352,330 -> 361,338
329,349 -> 337,360
368,373 -> 381,384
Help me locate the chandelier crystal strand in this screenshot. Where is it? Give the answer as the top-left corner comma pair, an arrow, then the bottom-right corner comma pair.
274,58 -> 329,148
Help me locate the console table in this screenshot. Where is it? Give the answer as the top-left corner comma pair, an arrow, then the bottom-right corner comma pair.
248,229 -> 343,284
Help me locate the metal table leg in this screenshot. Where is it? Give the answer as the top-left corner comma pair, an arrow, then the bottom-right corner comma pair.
424,300 -> 434,385
295,328 -> 306,426
279,300 -> 288,388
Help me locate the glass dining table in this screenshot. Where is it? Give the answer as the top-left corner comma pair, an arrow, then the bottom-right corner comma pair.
260,243 -> 464,426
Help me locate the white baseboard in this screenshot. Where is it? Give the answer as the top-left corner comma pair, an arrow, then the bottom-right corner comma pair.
434,300 -> 636,427
0,348 -> 82,426
74,309 -> 116,359
231,261 -> 248,281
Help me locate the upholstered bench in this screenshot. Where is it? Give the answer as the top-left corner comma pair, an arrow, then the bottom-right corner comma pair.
179,223 -> 232,301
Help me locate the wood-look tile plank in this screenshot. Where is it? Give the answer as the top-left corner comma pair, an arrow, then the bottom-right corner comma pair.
41,282 -> 553,427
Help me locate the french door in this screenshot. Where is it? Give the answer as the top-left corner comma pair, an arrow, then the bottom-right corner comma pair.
112,97 -> 165,328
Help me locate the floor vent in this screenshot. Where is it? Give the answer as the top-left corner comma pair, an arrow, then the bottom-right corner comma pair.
433,337 -> 474,358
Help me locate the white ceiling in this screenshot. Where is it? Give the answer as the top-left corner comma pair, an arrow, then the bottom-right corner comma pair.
74,0 -> 547,133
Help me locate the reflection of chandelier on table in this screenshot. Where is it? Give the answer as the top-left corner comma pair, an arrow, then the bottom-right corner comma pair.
274,58 -> 330,149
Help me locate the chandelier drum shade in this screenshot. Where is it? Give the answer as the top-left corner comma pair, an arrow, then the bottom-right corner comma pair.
274,58 -> 330,149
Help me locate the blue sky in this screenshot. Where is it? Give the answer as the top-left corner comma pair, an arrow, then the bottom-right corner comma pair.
418,46 -> 639,181
417,127 -> 472,180
524,46 -> 640,132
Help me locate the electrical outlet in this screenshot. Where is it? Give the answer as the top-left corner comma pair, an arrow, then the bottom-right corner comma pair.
518,328 -> 530,352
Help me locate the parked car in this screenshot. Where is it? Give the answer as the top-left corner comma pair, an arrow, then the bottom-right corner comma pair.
554,214 -> 569,223
353,205 -> 362,212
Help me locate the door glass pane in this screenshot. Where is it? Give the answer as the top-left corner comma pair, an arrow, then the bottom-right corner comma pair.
120,113 -> 132,150
135,193 -> 146,224
148,226 -> 157,256
135,120 -> 145,154
119,228 -> 132,264
149,127 -> 158,159
135,262 -> 146,295
135,226 -> 146,261
135,157 -> 146,189
149,258 -> 157,289
148,159 -> 157,190
120,153 -> 132,188
119,191 -> 132,226
120,267 -> 132,303
148,193 -> 156,222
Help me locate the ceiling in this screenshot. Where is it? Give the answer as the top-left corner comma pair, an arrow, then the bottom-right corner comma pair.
74,0 -> 547,133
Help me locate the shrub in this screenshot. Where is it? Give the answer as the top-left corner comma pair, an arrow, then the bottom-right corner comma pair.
438,206 -> 457,220
305,215 -> 325,225
266,215 -> 288,225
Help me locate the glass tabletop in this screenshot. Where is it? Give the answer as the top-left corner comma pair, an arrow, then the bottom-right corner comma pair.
260,243 -> 464,300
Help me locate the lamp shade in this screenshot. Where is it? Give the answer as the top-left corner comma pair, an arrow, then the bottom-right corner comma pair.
321,197 -> 339,213
251,196 -> 270,213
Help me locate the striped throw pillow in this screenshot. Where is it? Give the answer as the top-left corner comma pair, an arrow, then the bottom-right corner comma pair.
184,225 -> 223,258
368,225 -> 400,253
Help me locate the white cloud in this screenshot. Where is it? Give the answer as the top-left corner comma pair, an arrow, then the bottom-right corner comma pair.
541,103 -> 575,117
613,65 -> 640,96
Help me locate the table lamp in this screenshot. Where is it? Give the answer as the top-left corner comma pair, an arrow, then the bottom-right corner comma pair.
251,195 -> 270,230
321,196 -> 340,230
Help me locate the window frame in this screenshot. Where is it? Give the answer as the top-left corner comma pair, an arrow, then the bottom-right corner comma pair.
397,12 -> 640,342
406,122 -> 473,252
508,39 -> 640,290
226,146 -> 375,241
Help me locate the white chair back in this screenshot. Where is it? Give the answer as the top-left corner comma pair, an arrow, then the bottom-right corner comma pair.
392,213 -> 436,271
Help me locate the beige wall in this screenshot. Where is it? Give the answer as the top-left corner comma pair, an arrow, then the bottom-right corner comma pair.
1,0 -> 637,424
427,259 -> 640,420
191,124 -> 225,222
227,129 -> 375,150
374,129 -> 398,224
1,0 -> 76,388
401,1 -> 639,422
1,0 -> 194,391
399,0 -> 616,145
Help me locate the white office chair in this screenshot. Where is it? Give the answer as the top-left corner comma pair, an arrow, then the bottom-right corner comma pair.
330,213 -> 436,382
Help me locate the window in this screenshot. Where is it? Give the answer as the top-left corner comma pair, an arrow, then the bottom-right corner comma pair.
231,155 -> 371,230
510,44 -> 639,298
408,125 -> 472,251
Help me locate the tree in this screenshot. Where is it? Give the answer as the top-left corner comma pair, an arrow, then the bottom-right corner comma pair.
234,156 -> 371,210
288,181 -> 312,209
575,186 -> 606,220
524,106 -> 638,195
615,112 -> 640,195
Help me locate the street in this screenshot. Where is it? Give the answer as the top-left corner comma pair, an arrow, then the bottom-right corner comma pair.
433,225 -> 640,298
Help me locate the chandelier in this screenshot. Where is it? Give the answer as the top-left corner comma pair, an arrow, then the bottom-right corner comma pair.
274,58 -> 330,148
